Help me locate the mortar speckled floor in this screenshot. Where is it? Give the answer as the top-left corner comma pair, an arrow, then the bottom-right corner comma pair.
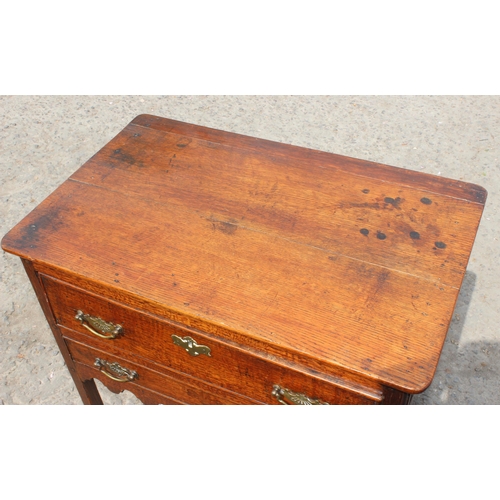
1,95 -> 499,405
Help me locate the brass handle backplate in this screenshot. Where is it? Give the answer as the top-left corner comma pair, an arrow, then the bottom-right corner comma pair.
272,385 -> 329,405
172,335 -> 211,357
75,310 -> 123,339
94,358 -> 138,382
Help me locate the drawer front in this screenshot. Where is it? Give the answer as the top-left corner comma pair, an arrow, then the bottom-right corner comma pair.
74,362 -> 184,405
66,338 -> 263,405
43,275 -> 380,405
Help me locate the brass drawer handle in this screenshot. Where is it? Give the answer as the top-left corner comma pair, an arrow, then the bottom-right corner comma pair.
172,335 -> 211,357
272,384 -> 329,405
75,310 -> 123,339
94,358 -> 138,383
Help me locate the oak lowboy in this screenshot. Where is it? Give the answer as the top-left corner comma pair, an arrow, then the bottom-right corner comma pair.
2,115 -> 487,404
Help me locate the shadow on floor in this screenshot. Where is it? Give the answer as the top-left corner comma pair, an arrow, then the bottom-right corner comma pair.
412,271 -> 500,404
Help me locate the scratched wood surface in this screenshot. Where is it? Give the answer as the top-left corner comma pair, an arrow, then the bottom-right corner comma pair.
1,115 -> 487,393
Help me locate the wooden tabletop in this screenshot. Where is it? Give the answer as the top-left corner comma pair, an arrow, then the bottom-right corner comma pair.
2,115 -> 487,393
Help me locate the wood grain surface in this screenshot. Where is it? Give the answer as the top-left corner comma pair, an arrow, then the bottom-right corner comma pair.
2,115 -> 487,395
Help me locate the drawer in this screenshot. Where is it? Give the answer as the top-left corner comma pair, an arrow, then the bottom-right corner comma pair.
74,362 -> 184,405
66,337 -> 263,405
43,275 -> 381,405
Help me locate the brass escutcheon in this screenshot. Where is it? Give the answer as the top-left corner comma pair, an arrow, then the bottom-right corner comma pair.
94,358 -> 138,382
272,384 -> 329,405
75,310 -> 122,339
172,334 -> 211,357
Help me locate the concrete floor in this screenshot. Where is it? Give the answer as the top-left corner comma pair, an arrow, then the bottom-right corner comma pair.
1,95 -> 498,405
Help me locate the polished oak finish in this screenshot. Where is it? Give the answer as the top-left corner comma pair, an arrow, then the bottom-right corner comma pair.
2,115 -> 487,404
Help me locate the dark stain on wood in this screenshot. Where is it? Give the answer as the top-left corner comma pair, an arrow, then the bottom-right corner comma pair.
474,188 -> 487,203
112,148 -> 137,166
376,231 -> 387,240
213,221 -> 238,235
435,241 -> 447,249
384,196 -> 402,207
420,197 -> 432,205
177,138 -> 192,148
12,208 -> 63,250
375,270 -> 390,294
360,228 -> 369,236
409,231 -> 420,239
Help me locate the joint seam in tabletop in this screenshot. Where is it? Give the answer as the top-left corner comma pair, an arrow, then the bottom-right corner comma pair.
129,121 -> 486,206
66,178 -> 460,289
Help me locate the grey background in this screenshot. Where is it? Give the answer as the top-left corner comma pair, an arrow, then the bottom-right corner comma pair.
1,95 -> 498,405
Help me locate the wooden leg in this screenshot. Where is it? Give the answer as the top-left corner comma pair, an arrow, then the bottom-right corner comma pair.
73,375 -> 104,405
21,259 -> 103,405
382,386 -> 414,404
